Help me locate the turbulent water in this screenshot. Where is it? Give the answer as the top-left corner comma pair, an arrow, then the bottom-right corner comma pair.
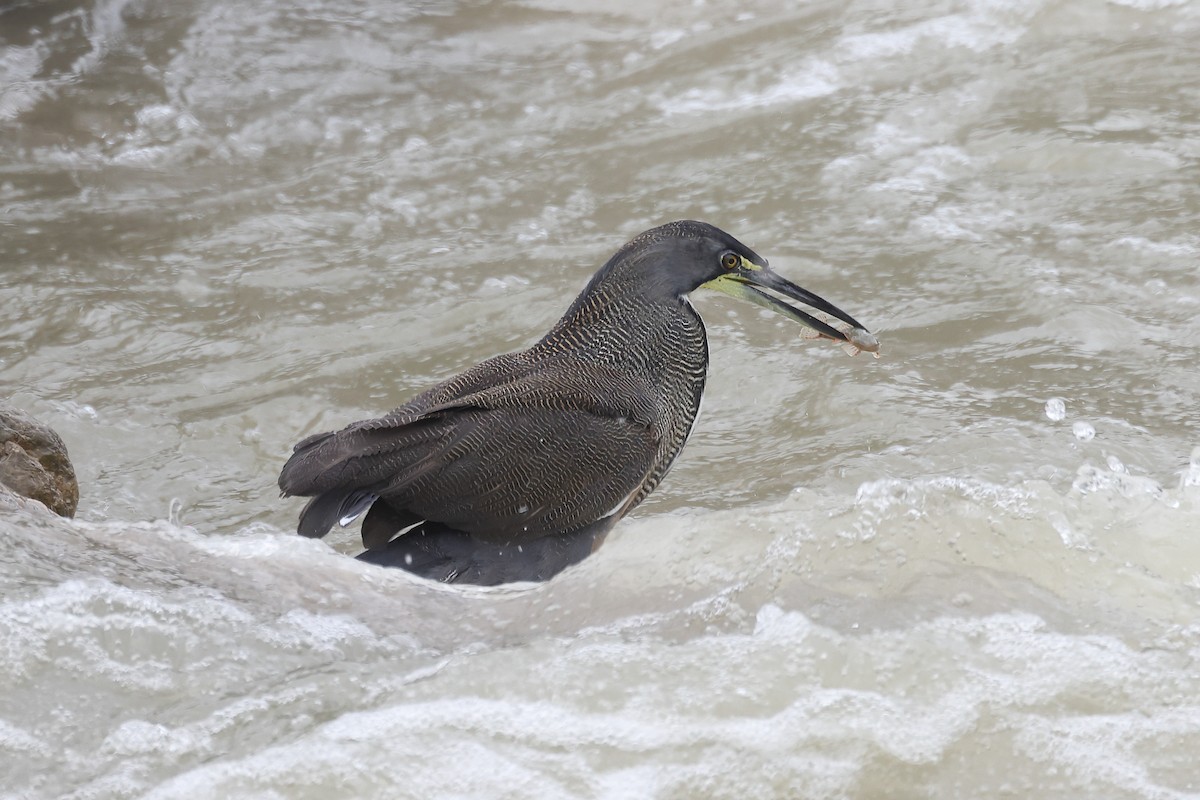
3,0 -> 1200,797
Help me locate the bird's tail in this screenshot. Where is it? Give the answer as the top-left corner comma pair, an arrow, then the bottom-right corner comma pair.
296,488 -> 378,538
278,416 -> 453,538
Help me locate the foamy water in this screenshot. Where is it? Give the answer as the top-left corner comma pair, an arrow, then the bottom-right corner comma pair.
3,0 -> 1199,797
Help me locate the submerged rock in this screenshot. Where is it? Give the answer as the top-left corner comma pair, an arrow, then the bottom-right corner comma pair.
0,403 -> 78,518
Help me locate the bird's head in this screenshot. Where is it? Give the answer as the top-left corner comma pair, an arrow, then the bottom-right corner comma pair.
601,220 -> 870,346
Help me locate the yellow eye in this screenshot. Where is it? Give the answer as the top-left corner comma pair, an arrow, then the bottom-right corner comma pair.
721,252 -> 740,270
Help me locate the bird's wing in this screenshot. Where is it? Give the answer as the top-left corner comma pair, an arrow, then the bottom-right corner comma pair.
279,411 -> 448,497
384,405 -> 657,543
372,352 -> 664,429
279,359 -> 665,543
417,358 -> 664,429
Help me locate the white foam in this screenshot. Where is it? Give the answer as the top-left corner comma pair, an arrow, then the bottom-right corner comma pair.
660,59 -> 840,115
1072,461 -> 1165,500
1180,447 -> 1200,489
118,606 -> 1200,799
1106,0 -> 1188,8
1110,236 -> 1198,257
838,0 -> 1036,62
0,718 -> 50,758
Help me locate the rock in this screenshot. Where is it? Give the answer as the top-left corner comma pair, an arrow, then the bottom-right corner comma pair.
0,404 -> 78,518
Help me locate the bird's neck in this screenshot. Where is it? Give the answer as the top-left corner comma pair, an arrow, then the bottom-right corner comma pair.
540,287 -> 705,370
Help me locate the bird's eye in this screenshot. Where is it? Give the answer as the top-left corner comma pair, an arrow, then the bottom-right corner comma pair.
721,252 -> 740,270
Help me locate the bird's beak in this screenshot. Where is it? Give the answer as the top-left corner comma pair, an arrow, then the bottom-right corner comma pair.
702,255 -> 870,344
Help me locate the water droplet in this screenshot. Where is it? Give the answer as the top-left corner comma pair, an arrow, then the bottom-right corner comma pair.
1072,421 -> 1095,441
1045,397 -> 1066,422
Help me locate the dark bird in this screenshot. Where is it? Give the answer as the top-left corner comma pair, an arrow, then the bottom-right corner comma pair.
279,221 -> 872,585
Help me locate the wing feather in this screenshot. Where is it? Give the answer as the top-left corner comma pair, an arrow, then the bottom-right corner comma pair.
279,356 -> 665,542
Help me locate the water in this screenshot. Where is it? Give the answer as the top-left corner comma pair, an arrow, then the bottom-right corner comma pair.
3,0 -> 1200,796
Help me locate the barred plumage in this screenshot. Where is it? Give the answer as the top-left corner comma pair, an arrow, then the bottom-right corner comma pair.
279,220 -> 870,585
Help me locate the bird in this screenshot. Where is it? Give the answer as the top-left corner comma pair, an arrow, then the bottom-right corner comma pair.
279,220 -> 872,585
